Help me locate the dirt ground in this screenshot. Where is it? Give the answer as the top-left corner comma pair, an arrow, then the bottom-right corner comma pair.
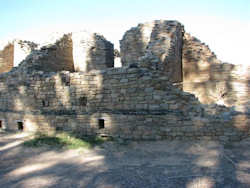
1,131 -> 250,188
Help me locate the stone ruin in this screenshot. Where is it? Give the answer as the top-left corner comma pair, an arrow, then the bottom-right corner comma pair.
120,20 -> 184,83
0,20 -> 249,142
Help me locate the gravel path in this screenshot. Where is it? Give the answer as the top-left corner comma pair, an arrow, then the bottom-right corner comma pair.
1,132 -> 250,188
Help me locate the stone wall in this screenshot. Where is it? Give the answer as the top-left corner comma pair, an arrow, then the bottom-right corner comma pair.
0,40 -> 37,74
16,34 -> 75,72
120,20 -> 184,83
182,33 -> 221,82
120,22 -> 250,107
72,32 -> 114,72
16,32 -> 114,73
0,20 -> 249,142
0,43 -> 14,73
0,67 -> 249,142
182,33 -> 250,106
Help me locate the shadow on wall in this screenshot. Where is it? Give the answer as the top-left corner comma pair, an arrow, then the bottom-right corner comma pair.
26,34 -> 75,72
182,34 -> 250,107
72,32 -> 114,72
120,20 -> 184,84
0,21 -> 250,187
0,35 -> 114,135
0,43 -> 250,187
85,34 -> 114,72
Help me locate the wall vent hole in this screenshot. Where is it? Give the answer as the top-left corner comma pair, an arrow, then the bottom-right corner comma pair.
98,119 -> 105,129
17,122 -> 24,131
42,100 -> 49,107
79,97 -> 87,106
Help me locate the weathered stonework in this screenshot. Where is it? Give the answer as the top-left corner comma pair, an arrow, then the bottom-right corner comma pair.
0,20 -> 249,142
0,67 -> 249,142
2,32 -> 114,73
120,20 -> 184,83
0,43 -> 14,73
72,32 -> 114,72
182,33 -> 250,106
0,40 -> 37,73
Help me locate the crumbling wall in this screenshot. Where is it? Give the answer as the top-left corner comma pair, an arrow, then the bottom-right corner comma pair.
120,20 -> 184,83
182,33 -> 221,82
0,21 -> 249,142
13,40 -> 37,67
182,33 -> 250,106
0,43 -> 14,73
0,40 -> 37,74
16,34 -> 74,72
15,32 -> 114,73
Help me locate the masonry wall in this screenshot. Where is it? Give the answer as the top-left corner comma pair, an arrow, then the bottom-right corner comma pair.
120,20 -> 184,83
0,67 -> 249,142
182,33 -> 250,106
72,32 -> 114,72
0,20 -> 249,142
0,44 -> 14,73
0,40 -> 37,74
16,32 -> 114,73
16,34 -> 75,72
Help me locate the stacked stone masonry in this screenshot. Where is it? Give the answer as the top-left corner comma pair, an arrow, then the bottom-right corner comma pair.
0,40 -> 37,73
0,20 -> 249,142
120,20 -> 184,83
0,43 -> 14,73
182,33 -> 250,106
2,32 -> 114,73
0,68 -> 249,142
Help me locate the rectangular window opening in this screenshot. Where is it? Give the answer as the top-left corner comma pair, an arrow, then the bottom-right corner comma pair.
98,119 -> 105,129
0,120 -> 2,129
17,122 -> 24,131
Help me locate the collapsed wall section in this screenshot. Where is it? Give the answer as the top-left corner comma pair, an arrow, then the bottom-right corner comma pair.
16,34 -> 74,72
0,40 -> 36,74
120,20 -> 184,83
15,32 -> 114,73
182,33 -> 250,106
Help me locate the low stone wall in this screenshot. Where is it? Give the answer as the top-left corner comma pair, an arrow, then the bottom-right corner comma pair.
0,67 -> 249,142
0,108 -> 249,142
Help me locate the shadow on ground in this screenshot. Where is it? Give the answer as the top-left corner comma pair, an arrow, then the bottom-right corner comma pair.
1,131 -> 250,188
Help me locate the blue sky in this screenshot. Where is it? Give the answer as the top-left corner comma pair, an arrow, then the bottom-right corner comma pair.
1,0 -> 250,65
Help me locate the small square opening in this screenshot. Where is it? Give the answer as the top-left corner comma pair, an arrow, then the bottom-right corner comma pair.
98,119 -> 105,129
17,122 -> 24,131
42,100 -> 49,107
79,97 -> 87,106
